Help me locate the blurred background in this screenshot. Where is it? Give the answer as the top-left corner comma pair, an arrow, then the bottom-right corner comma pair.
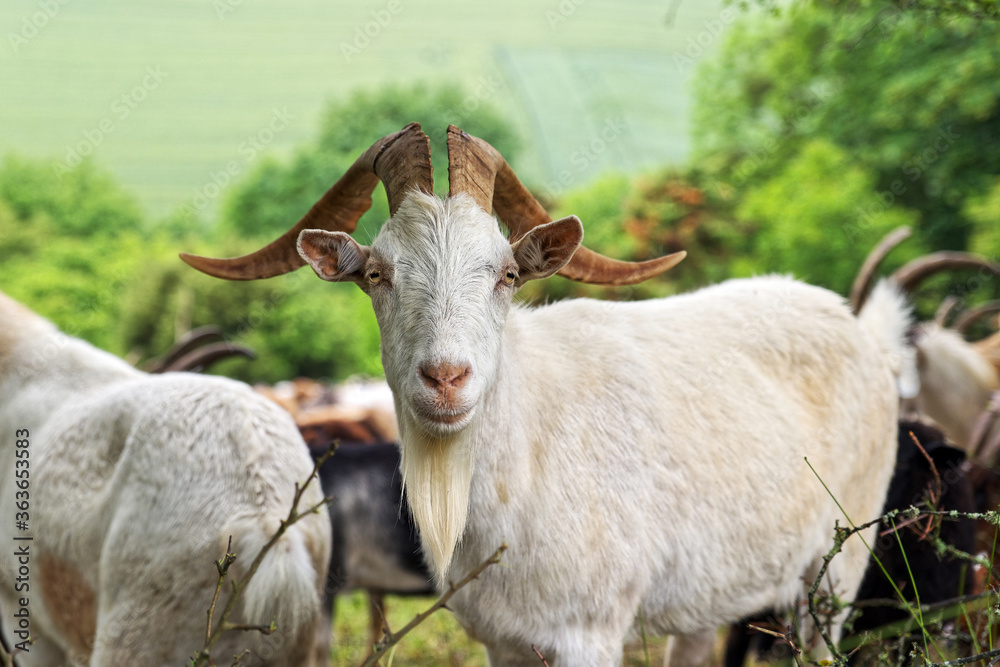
2,0 -> 998,663
2,0 -> 997,384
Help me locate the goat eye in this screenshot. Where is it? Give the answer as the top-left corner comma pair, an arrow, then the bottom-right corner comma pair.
368,271 -> 381,285
502,270 -> 516,286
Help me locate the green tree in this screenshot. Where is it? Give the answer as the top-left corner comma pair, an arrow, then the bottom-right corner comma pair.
735,139 -> 923,293
692,2 -> 1000,252
116,254 -> 384,383
221,83 -> 521,244
0,155 -> 143,239
526,167 -> 750,303
965,177 -> 1000,258
0,156 -> 149,353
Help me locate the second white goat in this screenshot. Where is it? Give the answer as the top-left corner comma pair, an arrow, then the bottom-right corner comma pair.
0,291 -> 331,666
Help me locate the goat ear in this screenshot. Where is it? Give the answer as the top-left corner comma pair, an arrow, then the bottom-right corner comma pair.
511,215 -> 584,286
297,230 -> 370,283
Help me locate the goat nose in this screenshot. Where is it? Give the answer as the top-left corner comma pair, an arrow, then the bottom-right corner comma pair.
419,361 -> 471,390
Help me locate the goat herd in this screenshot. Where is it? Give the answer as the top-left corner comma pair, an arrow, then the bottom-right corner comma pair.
1,124 -> 999,666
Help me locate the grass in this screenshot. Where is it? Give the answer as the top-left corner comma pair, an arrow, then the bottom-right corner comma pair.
328,591 -> 674,666
329,592 -> 487,667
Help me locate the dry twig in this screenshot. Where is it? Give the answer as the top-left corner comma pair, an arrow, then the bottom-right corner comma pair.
359,544 -> 507,667
803,458 -> 1000,664
189,442 -> 337,666
531,644 -> 551,666
0,639 -> 28,667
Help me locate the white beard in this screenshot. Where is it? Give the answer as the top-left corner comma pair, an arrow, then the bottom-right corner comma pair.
399,426 -> 475,583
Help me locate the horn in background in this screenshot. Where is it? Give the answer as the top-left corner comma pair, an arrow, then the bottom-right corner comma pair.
849,226 -> 912,315
891,252 -> 1000,295
954,301 -> 1000,336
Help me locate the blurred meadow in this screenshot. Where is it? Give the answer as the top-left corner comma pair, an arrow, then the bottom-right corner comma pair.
3,0 -> 1000,663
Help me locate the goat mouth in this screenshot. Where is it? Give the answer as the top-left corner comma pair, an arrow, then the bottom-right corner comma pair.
413,406 -> 474,431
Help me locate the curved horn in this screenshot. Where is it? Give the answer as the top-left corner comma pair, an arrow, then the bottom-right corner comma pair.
953,301 -> 1000,335
446,125 -> 685,286
156,342 -> 257,373
848,226 -> 911,315
969,391 -> 1000,475
147,325 -> 224,372
891,252 -> 1000,294
180,123 -> 432,281
932,295 -> 962,328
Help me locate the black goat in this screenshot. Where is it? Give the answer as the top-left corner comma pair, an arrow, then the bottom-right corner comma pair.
851,421 -> 976,635
311,442 -> 433,653
725,421 -> 976,665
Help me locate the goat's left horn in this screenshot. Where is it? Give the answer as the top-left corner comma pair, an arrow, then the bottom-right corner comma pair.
180,123 -> 432,280
446,125 -> 685,286
890,252 -> 1000,294
849,226 -> 911,315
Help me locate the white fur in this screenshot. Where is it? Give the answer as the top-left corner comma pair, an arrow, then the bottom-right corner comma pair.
976,329 -> 1000,374
862,280 -> 919,399
0,291 -> 331,666
297,192 -> 910,666
397,426 -> 475,573
911,321 -> 1000,449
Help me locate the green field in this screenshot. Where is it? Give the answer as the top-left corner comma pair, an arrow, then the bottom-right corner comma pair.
1,0 -> 729,218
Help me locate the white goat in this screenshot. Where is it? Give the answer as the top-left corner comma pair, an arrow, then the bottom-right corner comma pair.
910,322 -> 1000,448
976,324 -> 1000,373
0,291 -> 330,666
183,124 -> 911,666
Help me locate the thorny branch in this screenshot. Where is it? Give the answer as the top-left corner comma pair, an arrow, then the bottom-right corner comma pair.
189,441 -> 338,666
206,535 -> 237,643
796,457 -> 1000,665
747,622 -> 805,665
0,638 -> 29,667
926,648 -> 1000,666
531,644 -> 551,666
230,649 -> 250,666
360,544 -> 507,667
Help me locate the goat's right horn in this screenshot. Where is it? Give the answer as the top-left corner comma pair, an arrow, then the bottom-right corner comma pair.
890,251 -> 1000,294
180,123 -> 432,281
953,300 -> 1000,335
446,125 -> 685,286
849,226 -> 912,314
